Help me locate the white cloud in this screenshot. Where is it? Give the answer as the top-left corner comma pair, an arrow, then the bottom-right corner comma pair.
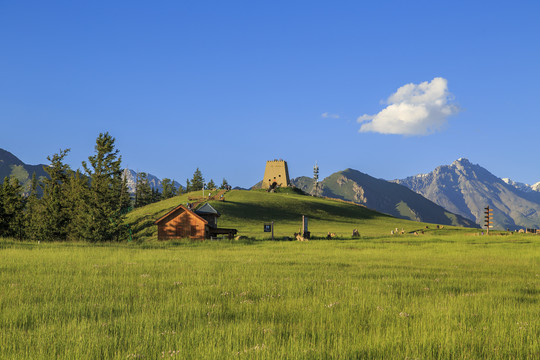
358,77 -> 459,135
321,112 -> 340,119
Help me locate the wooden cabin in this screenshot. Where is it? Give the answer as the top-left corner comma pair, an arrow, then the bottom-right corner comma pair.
154,203 -> 237,240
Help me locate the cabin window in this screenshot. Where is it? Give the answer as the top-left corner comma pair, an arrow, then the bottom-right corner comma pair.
191,225 -> 197,237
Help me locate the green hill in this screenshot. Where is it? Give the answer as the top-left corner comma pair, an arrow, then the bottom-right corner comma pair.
293,169 -> 479,228
125,189 -> 472,241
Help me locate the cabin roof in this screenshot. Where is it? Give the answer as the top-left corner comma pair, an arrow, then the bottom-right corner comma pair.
195,203 -> 221,217
154,204 -> 208,225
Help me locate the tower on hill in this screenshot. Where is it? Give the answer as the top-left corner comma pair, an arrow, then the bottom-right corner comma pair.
262,159 -> 290,189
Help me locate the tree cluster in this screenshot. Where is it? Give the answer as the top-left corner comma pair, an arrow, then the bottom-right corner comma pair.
0,134 -> 233,241
184,167 -> 229,193
0,132 -> 130,242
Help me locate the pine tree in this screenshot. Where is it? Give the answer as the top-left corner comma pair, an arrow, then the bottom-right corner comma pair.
185,179 -> 191,193
0,179 -> 5,235
65,170 -> 90,241
219,178 -> 229,190
190,168 -> 205,191
134,172 -> 152,208
161,178 -> 177,199
82,133 -> 126,242
176,183 -> 185,194
2,177 -> 26,239
151,188 -> 161,203
24,172 -> 40,241
119,175 -> 131,214
38,149 -> 72,241
206,179 -> 216,190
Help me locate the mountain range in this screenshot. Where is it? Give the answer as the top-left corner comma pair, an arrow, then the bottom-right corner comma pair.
0,148 -> 48,193
290,169 -> 478,228
394,158 -> 540,230
2,148 -> 540,229
0,148 -> 178,195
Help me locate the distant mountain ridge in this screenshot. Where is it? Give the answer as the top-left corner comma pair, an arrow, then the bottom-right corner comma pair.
122,169 -> 182,194
0,148 -> 180,195
291,169 -> 478,228
0,148 -> 49,193
394,158 -> 540,230
501,178 -> 540,193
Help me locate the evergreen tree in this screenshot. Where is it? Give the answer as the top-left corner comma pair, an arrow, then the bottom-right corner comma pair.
190,168 -> 205,191
24,172 -> 41,241
38,149 -> 72,241
65,170 -> 90,241
219,178 -> 229,190
151,188 -> 161,203
82,133 -> 126,242
206,179 -> 216,190
119,175 -> 131,214
134,172 -> 152,208
185,179 -> 191,193
1,177 -> 26,239
161,178 -> 177,199
176,183 -> 184,195
0,179 -> 5,235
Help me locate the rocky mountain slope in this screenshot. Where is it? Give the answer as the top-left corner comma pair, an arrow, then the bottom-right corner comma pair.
292,169 -> 478,228
394,158 -> 540,230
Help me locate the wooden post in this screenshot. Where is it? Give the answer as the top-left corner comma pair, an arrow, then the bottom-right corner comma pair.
484,206 -> 493,235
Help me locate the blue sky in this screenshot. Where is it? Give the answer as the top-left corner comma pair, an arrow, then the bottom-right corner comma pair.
1,1 -> 539,187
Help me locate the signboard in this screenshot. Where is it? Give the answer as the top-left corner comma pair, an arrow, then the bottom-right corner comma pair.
264,222 -> 275,240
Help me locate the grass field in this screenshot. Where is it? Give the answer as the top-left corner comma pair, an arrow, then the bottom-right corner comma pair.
1,235 -> 538,359
125,190 -> 473,241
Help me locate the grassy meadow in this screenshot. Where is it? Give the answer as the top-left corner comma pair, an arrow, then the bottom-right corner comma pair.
125,190 -> 468,241
1,235 -> 538,359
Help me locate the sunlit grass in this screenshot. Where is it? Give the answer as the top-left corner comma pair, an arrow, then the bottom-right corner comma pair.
1,235 -> 538,359
125,190 -> 471,241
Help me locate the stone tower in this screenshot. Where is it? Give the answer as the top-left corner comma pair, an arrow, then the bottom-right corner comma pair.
262,159 -> 290,189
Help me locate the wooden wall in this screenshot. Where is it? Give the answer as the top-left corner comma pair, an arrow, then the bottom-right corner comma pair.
157,208 -> 207,240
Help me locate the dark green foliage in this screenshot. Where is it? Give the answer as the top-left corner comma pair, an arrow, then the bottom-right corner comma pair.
0,176 -> 26,238
151,188 -> 161,203
190,168 -> 204,191
176,182 -> 184,195
185,179 -> 191,193
65,170 -> 90,241
36,149 -> 72,241
161,178 -> 177,199
219,178 -> 229,190
134,172 -> 152,208
81,133 -> 127,242
206,179 -> 216,190
119,176 -> 131,214
24,172 -> 40,240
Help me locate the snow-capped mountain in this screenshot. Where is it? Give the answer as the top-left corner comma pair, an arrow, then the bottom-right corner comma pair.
395,158 -> 540,230
122,169 -> 181,194
502,178 -> 540,193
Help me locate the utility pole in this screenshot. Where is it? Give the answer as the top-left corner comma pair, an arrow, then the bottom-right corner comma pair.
313,162 -> 319,197
484,206 -> 493,234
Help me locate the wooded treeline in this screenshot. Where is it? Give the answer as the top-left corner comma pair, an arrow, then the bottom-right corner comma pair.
0,132 -> 230,241
0,133 -> 129,241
